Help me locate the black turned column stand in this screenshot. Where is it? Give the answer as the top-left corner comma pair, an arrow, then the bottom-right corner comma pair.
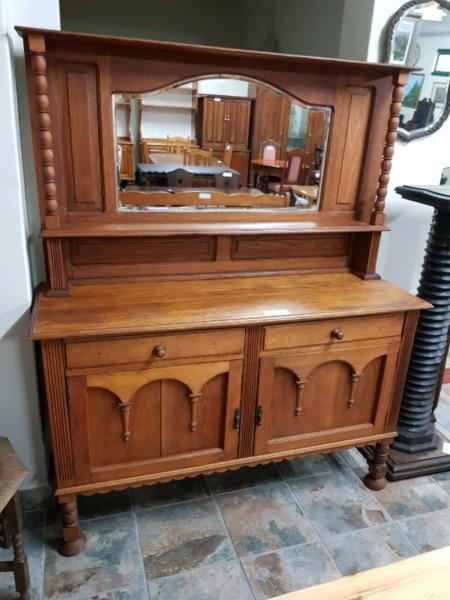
385,185 -> 450,479
360,185 -> 450,479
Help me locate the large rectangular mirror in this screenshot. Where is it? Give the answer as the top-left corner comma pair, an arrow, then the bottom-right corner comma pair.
113,76 -> 331,212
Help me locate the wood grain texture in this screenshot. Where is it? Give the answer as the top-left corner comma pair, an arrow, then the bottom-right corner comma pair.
40,339 -> 75,485
44,238 -> 69,295
239,325 -> 263,457
29,273 -> 429,340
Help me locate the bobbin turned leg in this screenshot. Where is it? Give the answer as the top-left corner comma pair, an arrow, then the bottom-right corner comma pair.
364,442 -> 389,491
58,496 -> 86,556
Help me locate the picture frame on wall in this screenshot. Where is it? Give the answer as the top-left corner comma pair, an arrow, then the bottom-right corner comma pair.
432,49 -> 450,77
391,17 -> 416,64
431,81 -> 448,106
402,73 -> 425,108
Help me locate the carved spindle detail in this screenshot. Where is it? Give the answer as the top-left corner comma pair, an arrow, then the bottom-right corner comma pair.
58,498 -> 86,556
372,76 -> 406,225
348,372 -> 360,408
29,37 -> 59,226
188,392 -> 202,431
294,378 -> 307,416
363,442 -> 389,491
117,402 -> 132,442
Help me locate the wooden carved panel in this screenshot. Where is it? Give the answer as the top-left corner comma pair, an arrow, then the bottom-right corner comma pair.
231,234 -> 349,261
336,87 -> 372,207
57,61 -> 103,212
70,236 -> 215,265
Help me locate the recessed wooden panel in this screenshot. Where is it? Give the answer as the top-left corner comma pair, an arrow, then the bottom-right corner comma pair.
58,61 -> 103,212
65,328 -> 245,369
70,236 -> 215,265
263,314 -> 404,351
231,234 -> 349,260
336,87 -> 372,206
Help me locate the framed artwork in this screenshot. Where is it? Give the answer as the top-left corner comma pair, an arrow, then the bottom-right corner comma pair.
402,73 -> 425,108
432,49 -> 450,77
391,17 -> 416,64
432,81 -> 448,106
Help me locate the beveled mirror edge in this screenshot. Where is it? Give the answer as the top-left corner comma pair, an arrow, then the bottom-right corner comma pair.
383,0 -> 450,143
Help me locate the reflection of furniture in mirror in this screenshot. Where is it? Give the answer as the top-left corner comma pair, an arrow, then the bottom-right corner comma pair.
384,0 -> 450,142
167,168 -> 193,188
441,166 -> 450,183
401,97 -> 435,130
19,26 -> 430,556
184,148 -> 213,166
117,138 -> 134,181
198,95 -> 251,182
268,149 -> 304,195
214,171 -> 240,189
222,143 -> 233,167
140,138 -> 170,162
251,158 -> 286,192
260,139 -> 280,161
119,190 -> 286,208
167,136 -> 196,154
252,86 -> 289,159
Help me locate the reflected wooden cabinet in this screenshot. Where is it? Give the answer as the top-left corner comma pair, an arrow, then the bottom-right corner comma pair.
199,96 -> 251,181
252,85 -> 289,159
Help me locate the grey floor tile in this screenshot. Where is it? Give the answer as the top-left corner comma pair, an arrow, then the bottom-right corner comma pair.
324,524 -> 416,576
207,464 -> 281,494
398,507 -> 450,552
217,483 -> 317,557
277,453 -> 344,480
131,476 -> 209,510
374,476 -> 450,520
47,491 -> 132,527
85,586 -> 149,599
44,514 -> 145,600
336,448 -> 367,470
20,486 -> 52,513
0,510 -> 46,600
433,470 -> 450,494
149,560 -> 253,600
289,470 -> 388,537
136,498 -> 234,580
242,542 -> 340,600
435,404 -> 450,432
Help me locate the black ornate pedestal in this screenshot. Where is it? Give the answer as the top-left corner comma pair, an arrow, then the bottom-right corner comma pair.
364,185 -> 450,480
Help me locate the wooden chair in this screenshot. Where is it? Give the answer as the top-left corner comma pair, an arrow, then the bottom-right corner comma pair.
166,136 -> 195,154
268,148 -> 303,194
184,148 -> 213,166
0,438 -> 30,599
259,139 -> 280,161
167,168 -> 194,188
222,143 -> 233,167
140,137 -> 170,163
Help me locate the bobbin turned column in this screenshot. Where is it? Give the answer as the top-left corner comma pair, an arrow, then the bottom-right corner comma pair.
388,185 -> 450,479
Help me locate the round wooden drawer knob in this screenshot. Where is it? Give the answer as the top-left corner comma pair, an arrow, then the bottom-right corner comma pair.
331,329 -> 344,341
153,345 -> 166,358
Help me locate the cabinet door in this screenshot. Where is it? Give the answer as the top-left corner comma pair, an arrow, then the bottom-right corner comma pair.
226,99 -> 251,149
251,86 -> 289,158
254,343 -> 399,456
69,360 -> 242,483
201,97 -> 227,146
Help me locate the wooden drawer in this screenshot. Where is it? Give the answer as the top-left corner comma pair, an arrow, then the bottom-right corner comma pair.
263,314 -> 404,351
66,328 -> 245,369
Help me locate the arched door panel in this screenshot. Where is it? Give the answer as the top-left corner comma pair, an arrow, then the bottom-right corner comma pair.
254,343 -> 399,456
68,360 -> 242,484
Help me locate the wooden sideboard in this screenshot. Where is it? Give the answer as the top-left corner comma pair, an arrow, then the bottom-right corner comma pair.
17,26 -> 429,557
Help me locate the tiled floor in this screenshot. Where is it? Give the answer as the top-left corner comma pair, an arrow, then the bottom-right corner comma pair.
2,387 -> 450,600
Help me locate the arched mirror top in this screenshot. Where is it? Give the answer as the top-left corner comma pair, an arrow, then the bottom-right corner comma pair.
113,74 -> 332,213
384,0 -> 450,142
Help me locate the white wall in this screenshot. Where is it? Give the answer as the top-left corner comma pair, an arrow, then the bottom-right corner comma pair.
366,0 -> 449,294
0,0 -> 60,488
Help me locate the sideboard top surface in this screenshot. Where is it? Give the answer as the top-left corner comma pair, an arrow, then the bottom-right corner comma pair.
30,273 -> 429,340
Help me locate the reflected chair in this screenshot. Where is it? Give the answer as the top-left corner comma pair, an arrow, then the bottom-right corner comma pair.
167,136 -> 196,154
222,144 -> 233,167
167,168 -> 194,188
184,148 -> 213,166
257,139 -> 281,190
268,149 -> 303,195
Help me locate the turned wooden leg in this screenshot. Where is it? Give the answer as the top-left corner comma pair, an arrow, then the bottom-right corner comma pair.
5,494 -> 30,599
364,442 -> 389,491
58,496 -> 86,557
